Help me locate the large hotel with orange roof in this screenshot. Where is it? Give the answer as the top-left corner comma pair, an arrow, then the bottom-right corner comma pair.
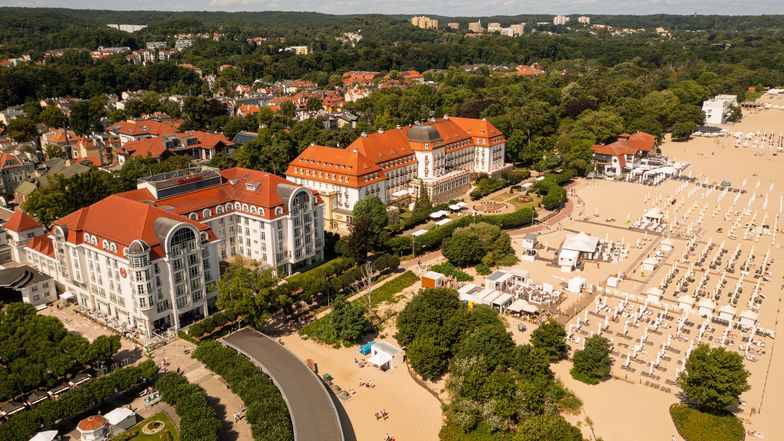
21,166 -> 324,336
286,115 -> 509,231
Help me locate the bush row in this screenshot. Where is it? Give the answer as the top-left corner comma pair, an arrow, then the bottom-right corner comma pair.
385,206 -> 536,257
156,372 -> 221,441
187,310 -> 239,341
0,360 -> 159,441
429,262 -> 473,282
193,341 -> 293,441
532,170 -> 573,211
286,254 -> 400,302
470,170 -> 531,200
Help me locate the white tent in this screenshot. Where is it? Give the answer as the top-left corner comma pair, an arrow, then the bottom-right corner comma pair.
411,229 -> 428,237
718,304 -> 737,322
641,257 -> 659,272
29,431 -> 58,441
491,293 -> 514,308
644,207 -> 664,223
481,291 -> 504,306
697,298 -> 715,317
58,292 -> 75,301
562,232 -> 600,253
435,218 -> 452,226
558,249 -> 580,269
367,341 -> 403,369
677,294 -> 695,312
660,238 -> 675,253
567,276 -> 586,293
105,407 -> 136,432
646,287 -> 663,303
739,309 -> 758,327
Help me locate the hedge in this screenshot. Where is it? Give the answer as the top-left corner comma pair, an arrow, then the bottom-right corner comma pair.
386,206 -> 536,257
365,270 -> 419,305
187,310 -> 239,342
670,403 -> 744,441
156,372 -> 221,441
470,170 -> 531,200
194,342 -> 293,441
430,262 -> 473,281
0,360 -> 159,441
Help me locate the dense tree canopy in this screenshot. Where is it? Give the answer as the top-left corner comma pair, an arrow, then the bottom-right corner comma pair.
678,344 -> 750,413
571,335 -> 612,384
214,257 -> 292,328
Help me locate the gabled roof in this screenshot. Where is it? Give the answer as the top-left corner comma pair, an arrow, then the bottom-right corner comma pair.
107,119 -> 182,137
26,235 -> 55,258
4,209 -> 41,232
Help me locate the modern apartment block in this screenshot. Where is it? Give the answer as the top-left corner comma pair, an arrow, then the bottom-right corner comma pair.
286,116 -> 509,231
22,166 -> 325,337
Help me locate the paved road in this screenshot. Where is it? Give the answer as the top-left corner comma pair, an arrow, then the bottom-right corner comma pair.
222,328 -> 344,441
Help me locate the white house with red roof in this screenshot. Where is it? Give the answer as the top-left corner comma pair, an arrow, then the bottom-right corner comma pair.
591,132 -> 658,176
117,131 -> 235,163
22,166 -> 324,335
4,209 -> 45,264
286,116 -> 509,231
107,119 -> 183,146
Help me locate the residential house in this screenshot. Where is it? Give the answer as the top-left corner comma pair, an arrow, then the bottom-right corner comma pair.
591,132 -> 658,176
117,131 -> 235,163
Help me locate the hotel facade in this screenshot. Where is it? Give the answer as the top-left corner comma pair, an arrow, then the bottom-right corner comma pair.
22,166 -> 324,337
285,116 -> 509,231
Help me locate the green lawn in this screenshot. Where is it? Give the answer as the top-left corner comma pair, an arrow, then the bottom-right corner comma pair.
670,404 -> 745,441
112,412 -> 179,441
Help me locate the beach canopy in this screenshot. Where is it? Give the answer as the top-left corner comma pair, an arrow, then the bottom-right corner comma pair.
29,431 -> 58,441
492,293 -> 514,307
105,407 -> 134,426
367,351 -> 393,368
562,232 -> 599,253
435,218 -> 452,226
739,310 -> 759,326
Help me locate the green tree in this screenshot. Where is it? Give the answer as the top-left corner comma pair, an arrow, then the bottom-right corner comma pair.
571,335 -> 611,384
351,195 -> 389,246
531,320 -> 567,362
678,344 -> 750,413
279,101 -> 296,119
515,414 -> 583,441
442,222 -> 516,267
23,167 -> 115,225
88,335 -> 121,364
407,334 -> 452,380
396,288 -> 462,347
214,257 -> 291,328
413,185 -> 432,214
44,143 -> 65,159
329,296 -> 370,345
726,105 -> 742,122
7,117 -> 38,142
39,105 -> 66,129
671,121 -> 696,140
306,97 -> 322,112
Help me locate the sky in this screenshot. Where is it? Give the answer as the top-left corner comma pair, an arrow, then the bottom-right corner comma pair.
3,0 -> 784,16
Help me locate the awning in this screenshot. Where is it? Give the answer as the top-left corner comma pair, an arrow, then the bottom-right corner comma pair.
435,218 -> 452,226
391,190 -> 410,198
412,229 -> 428,237
492,293 -> 513,307
59,292 -> 75,300
29,431 -> 59,441
367,351 -> 393,367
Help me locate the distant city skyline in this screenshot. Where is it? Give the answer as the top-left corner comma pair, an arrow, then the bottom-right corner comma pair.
4,0 -> 784,16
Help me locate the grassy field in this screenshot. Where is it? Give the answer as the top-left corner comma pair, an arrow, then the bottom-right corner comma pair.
670,403 -> 744,441
112,412 -> 179,441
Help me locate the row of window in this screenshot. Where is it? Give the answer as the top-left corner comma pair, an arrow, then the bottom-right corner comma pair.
189,202 -> 285,221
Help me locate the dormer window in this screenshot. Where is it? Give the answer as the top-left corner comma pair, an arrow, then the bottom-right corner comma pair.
102,239 -> 109,250
250,206 -> 257,214
275,207 -> 283,216
189,212 -> 198,221
202,209 -> 212,218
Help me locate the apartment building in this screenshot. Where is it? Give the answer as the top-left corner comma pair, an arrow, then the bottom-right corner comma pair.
410,16 -> 439,30
286,116 -> 509,231
22,166 -> 325,337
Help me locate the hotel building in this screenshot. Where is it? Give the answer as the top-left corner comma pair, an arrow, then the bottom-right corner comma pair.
286,116 -> 509,231
23,166 -> 325,337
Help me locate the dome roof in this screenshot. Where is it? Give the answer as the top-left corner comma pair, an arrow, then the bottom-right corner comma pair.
406,125 -> 442,143
78,415 -> 107,432
127,240 -> 150,255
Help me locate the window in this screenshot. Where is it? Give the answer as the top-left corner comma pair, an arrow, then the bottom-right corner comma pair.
250,206 -> 257,214
275,207 -> 283,215
258,207 -> 265,216
242,204 -> 249,212
102,239 -> 109,250
216,205 -> 224,214
234,202 -> 241,210
110,243 -> 117,253
189,212 -> 198,221
202,208 -> 212,218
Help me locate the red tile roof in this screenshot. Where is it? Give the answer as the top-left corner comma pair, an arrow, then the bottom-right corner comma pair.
119,168 -> 320,221
122,132 -> 233,159
26,235 -> 54,258
5,209 -> 41,232
107,119 -> 182,137
288,116 -> 504,187
54,195 -> 216,259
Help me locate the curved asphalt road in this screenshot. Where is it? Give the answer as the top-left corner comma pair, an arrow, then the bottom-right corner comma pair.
222,328 -> 344,441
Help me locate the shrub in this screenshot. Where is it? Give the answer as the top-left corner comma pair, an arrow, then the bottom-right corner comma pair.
187,310 -> 238,341
156,373 -> 221,441
194,342 -> 293,441
670,403 -> 745,441
430,262 -> 473,281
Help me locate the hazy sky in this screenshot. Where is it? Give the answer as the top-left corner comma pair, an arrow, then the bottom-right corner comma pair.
4,0 -> 784,15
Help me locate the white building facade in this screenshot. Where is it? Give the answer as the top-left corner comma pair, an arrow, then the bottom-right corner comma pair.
286,116 -> 510,231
